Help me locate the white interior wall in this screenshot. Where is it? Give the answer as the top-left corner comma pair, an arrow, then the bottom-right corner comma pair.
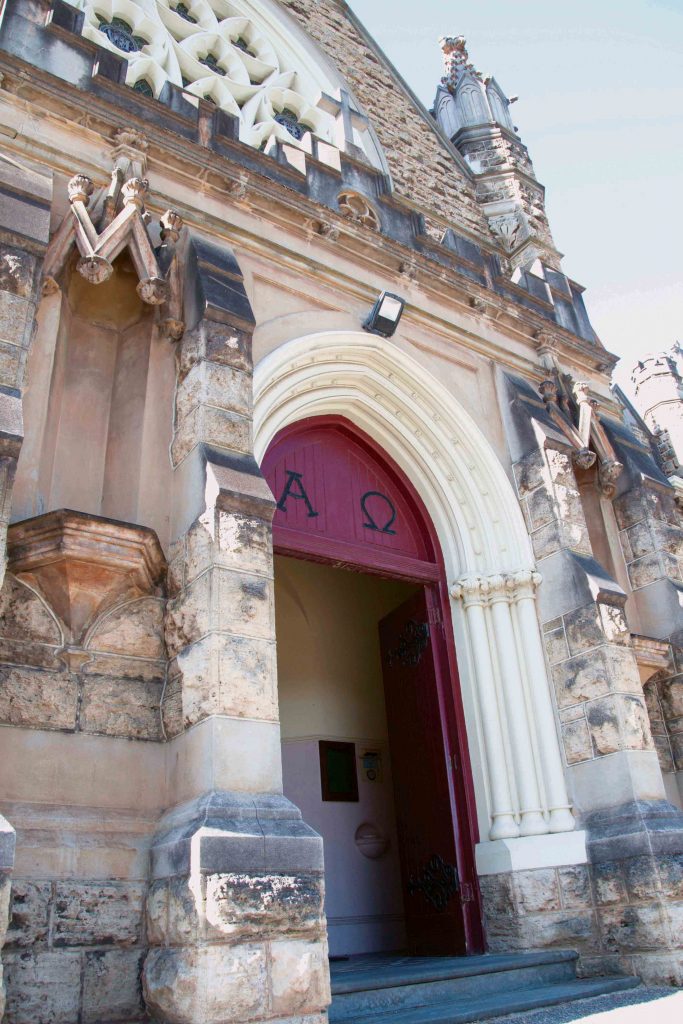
275,554 -> 414,956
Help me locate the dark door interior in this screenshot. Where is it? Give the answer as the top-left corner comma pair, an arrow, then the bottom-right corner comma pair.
379,587 -> 468,956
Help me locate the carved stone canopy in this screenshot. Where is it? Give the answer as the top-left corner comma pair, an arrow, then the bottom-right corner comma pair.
7,510 -> 166,646
538,376 -> 624,497
43,135 -> 185,341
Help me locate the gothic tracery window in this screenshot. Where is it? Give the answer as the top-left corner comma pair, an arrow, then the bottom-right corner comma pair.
75,0 -> 381,166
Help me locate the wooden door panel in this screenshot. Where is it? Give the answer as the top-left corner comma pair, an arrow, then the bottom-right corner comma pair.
379,588 -> 467,956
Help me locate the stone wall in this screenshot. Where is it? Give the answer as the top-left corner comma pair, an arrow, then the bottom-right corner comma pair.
3,880 -> 147,1024
277,0 -> 490,239
480,854 -> 683,985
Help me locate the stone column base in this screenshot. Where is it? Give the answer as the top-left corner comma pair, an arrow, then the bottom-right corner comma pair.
143,791 -> 331,1024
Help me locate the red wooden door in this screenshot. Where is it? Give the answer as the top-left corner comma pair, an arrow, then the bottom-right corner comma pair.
379,587 -> 468,957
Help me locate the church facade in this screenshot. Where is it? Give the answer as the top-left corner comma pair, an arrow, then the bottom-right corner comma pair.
0,2 -> 681,1022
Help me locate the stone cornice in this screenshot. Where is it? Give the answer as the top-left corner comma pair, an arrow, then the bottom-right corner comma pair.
0,50 -> 615,385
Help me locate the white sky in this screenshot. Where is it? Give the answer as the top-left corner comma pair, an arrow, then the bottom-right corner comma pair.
349,0 -> 683,393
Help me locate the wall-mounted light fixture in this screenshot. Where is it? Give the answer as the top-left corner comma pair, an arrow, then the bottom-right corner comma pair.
362,291 -> 405,338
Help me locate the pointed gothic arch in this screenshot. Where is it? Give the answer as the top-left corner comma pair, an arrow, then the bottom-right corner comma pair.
254,332 -> 576,847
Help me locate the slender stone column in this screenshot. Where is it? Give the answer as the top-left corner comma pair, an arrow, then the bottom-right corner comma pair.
510,571 -> 575,833
452,577 -> 519,841
488,576 -> 548,836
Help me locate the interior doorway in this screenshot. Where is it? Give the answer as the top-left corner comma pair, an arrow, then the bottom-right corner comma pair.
264,416 -> 483,958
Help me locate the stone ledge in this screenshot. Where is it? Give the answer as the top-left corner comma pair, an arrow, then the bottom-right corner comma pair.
476,831 -> 587,876
150,791 -> 324,880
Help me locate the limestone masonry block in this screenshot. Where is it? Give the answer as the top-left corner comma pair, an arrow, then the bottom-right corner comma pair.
561,717 -> 593,763
79,674 -> 163,741
5,881 -> 50,948
0,666 -> 78,731
86,597 -> 166,660
0,246 -> 38,299
3,950 -> 82,1024
270,938 -> 331,1016
143,944 -> 268,1023
51,882 -> 144,947
204,872 -> 324,941
82,949 -> 145,1023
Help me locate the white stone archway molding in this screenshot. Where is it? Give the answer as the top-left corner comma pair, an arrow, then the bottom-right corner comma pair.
253,331 -> 575,849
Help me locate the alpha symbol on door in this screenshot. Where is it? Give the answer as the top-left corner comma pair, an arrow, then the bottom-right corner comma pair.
276,471 -> 319,518
361,491 -> 397,534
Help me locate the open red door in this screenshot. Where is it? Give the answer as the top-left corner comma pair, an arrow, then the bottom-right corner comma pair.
379,587 -> 468,956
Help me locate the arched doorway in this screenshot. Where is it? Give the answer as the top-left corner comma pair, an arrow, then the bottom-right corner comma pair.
262,415 -> 484,958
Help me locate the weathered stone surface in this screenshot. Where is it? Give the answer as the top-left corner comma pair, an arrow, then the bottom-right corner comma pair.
513,869 -> 561,913
0,575 -> 61,644
0,666 -> 77,730
527,486 -> 555,530
513,451 -> 545,497
82,949 -> 144,1023
81,651 -> 165,682
623,856 -> 661,903
0,292 -> 34,349
562,717 -> 593,764
552,646 -> 643,710
87,597 -> 166,660
80,674 -> 163,740
143,944 -> 268,1023
219,636 -> 277,720
0,246 -> 37,298
600,903 -> 671,951
270,938 -> 331,1016
519,909 -> 599,949
4,950 -> 81,1024
544,624 -> 569,666
172,405 -> 252,466
629,952 -> 683,987
205,873 -> 324,940
5,881 -> 51,948
563,603 -> 604,655
186,510 -> 273,584
147,877 -> 201,947
52,882 -> 144,947
628,553 -> 665,590
658,854 -> 683,899
175,361 -> 251,424
558,865 -> 592,909
592,861 -> 628,906
478,873 -> 514,918
217,571 -> 275,640
586,694 -> 652,755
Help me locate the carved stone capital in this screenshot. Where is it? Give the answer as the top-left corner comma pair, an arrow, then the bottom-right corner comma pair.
452,569 -> 541,607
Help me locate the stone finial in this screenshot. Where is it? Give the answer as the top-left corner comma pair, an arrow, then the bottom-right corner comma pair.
68,174 -> 94,206
121,177 -> 149,210
539,380 -> 560,405
439,35 -> 480,91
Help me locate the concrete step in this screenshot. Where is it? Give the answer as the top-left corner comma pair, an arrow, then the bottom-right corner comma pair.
329,951 -> 579,1021
333,976 -> 641,1024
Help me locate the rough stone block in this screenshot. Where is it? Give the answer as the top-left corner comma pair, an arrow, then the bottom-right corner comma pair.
52,882 -> 144,947
513,451 -> 545,497
270,938 -> 331,1016
185,509 -> 273,583
513,869 -> 561,912
558,865 -> 592,909
562,718 -> 593,763
0,292 -> 34,349
79,675 -> 163,741
219,636 -> 277,720
532,520 -> 563,560
563,603 -> 604,655
592,861 -> 628,906
0,666 -> 78,730
82,949 -> 144,1023
0,246 -> 37,298
205,872 -> 324,941
216,571 -> 275,641
629,952 -> 683,987
5,881 -> 51,948
86,597 -> 166,660
628,553 -> 664,590
600,903 -> 671,951
544,625 -> 569,666
527,486 -> 555,530
147,877 -> 201,946
586,693 -> 652,755
0,575 -> 61,644
172,405 -> 251,466
143,944 -> 268,1023
625,521 -> 655,561
175,361 -> 251,424
623,856 -> 661,903
478,873 -> 514,918
520,909 -> 599,950
658,854 -> 683,899
4,950 -> 81,1024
